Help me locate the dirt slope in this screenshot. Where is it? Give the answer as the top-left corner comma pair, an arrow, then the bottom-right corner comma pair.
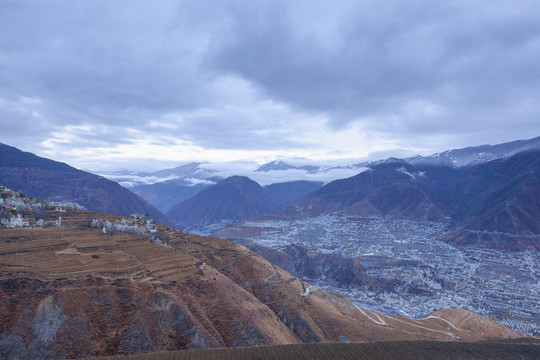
0,210 -> 531,359
88,340 -> 540,360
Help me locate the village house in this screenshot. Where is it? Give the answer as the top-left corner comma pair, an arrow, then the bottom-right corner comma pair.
146,223 -> 157,233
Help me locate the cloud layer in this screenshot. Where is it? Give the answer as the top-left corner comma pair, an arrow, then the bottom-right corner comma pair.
1,0 -> 539,170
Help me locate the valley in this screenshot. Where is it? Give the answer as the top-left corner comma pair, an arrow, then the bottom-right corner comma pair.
216,214 -> 540,336
0,205 -> 531,358
2,137 -> 540,358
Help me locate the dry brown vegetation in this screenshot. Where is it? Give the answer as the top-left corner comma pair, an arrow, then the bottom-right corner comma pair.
1,209 -> 535,359
89,340 -> 540,360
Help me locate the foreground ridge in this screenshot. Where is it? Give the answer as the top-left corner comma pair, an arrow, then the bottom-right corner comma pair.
88,340 -> 540,360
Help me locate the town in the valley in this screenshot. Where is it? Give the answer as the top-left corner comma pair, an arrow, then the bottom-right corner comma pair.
237,215 -> 540,336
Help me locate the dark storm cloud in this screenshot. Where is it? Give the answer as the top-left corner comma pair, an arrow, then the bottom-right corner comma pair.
0,0 -> 539,166
209,0 -> 540,134
0,1 -> 213,114
0,0 -> 308,153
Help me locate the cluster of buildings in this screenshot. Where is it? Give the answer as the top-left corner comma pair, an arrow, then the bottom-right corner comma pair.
0,186 -> 82,229
243,214 -> 540,336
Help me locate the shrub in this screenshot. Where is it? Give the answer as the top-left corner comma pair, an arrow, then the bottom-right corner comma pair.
85,214 -> 94,227
32,206 -> 49,221
1,214 -> 24,228
90,217 -> 168,245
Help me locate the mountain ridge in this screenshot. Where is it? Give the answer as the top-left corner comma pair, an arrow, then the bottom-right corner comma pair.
243,148 -> 540,251
114,136 -> 540,219
406,136 -> 540,168
0,143 -> 172,226
166,176 -> 278,234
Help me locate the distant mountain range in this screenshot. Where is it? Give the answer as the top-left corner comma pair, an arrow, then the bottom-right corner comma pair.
99,136 -> 540,250
406,136 -> 540,168
0,143 -> 172,226
128,163 -> 222,213
165,177 -> 324,234
267,146 -> 540,251
255,160 -> 321,173
99,160 -> 363,214
3,136 -> 539,250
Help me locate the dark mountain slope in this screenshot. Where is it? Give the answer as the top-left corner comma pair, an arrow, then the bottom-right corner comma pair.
276,159 -> 445,221
166,176 -> 278,233
0,143 -> 172,226
262,180 -> 323,210
441,150 -> 540,250
131,180 -> 215,213
264,151 -> 540,250
443,150 -> 540,221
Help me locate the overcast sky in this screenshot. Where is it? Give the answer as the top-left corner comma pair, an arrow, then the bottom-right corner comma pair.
1,0 -> 539,171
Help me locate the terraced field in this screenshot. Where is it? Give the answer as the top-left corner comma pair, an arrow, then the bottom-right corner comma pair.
0,226 -> 198,282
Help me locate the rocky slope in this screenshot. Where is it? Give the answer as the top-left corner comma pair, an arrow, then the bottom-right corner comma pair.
0,143 -> 172,226
0,208 -> 527,359
246,243 -> 397,291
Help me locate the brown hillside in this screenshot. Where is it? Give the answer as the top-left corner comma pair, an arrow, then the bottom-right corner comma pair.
88,341 -> 540,360
0,210 -> 531,359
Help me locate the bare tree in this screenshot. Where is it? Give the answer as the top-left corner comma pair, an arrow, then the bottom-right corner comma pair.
85,214 -> 94,227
